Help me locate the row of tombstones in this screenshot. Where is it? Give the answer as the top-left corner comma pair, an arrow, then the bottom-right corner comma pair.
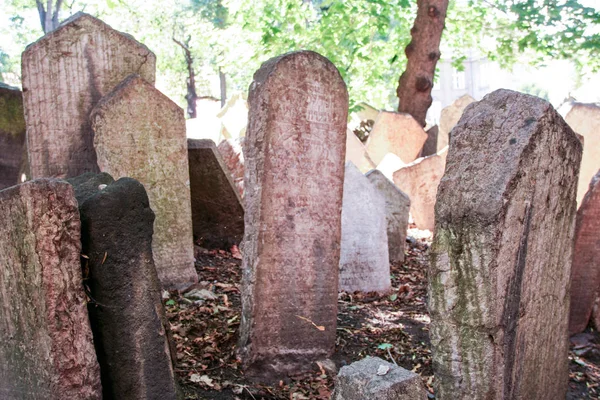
0,11 -> 598,400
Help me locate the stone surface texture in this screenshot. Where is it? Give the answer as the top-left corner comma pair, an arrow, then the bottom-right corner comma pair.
346,128 -> 376,173
366,169 -> 410,264
0,83 -> 26,189
421,125 -> 438,157
67,172 -> 115,204
331,356 -> 426,400
569,170 -> 600,334
340,163 -> 390,293
438,94 -> 475,151
430,89 -> 582,400
76,177 -> 179,400
365,111 -> 428,165
564,103 -> 600,204
393,147 -> 448,231
188,138 -> 244,249
91,74 -> 196,290
22,12 -> 155,179
0,179 -> 101,399
217,137 -> 245,197
239,51 -> 348,381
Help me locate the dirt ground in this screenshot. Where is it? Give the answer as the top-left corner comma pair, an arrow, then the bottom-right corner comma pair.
164,231 -> 600,399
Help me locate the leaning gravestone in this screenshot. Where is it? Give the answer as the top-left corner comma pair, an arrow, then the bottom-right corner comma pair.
21,12 -> 155,179
0,83 -> 26,189
420,125 -> 439,157
438,94 -> 475,152
0,179 -> 101,399
239,51 -> 348,381
188,139 -> 244,249
91,74 -> 196,290
340,163 -> 390,293
346,128 -> 376,173
366,169 -> 410,264
430,89 -> 581,400
73,176 -> 179,400
569,170 -> 600,334
217,137 -> 245,198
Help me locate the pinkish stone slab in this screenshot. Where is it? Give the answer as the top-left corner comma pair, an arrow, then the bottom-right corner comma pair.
346,128 -> 376,173
217,137 -> 245,197
438,94 -> 475,151
0,83 -> 26,189
22,12 -> 155,179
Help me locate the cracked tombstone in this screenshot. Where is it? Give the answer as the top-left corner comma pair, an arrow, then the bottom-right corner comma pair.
91,74 -> 196,290
0,179 -> 101,399
217,137 -> 245,198
366,169 -> 410,264
188,139 -> 244,249
239,51 -> 348,381
438,94 -> 475,152
69,175 -> 179,400
430,89 -> 582,400
569,170 -> 600,334
339,162 -> 390,293
0,83 -> 26,189
21,12 -> 155,179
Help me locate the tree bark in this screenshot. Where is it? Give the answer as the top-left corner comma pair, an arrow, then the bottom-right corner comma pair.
173,38 -> 198,119
396,0 -> 449,127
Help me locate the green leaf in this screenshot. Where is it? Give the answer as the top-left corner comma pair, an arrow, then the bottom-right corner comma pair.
378,343 -> 393,350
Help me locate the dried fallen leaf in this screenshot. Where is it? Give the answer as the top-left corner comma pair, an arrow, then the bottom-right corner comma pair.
295,315 -> 325,331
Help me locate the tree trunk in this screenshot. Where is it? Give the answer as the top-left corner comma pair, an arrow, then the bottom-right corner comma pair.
219,68 -> 227,108
173,38 -> 198,119
35,0 -> 62,33
396,0 -> 449,127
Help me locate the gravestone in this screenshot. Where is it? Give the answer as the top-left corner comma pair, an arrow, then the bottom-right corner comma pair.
0,83 -> 26,189
74,176 -> 179,400
564,103 -> 600,204
340,163 -> 390,293
91,74 -> 196,290
421,125 -> 438,157
365,111 -> 428,165
438,94 -> 475,151
239,51 -> 348,381
366,169 -> 410,264
569,170 -> 600,334
0,179 -> 101,399
188,139 -> 244,249
346,128 -> 376,173
375,153 -> 405,181
393,147 -> 448,231
217,137 -> 245,197
217,93 -> 248,138
430,89 -> 581,400
21,12 -> 156,179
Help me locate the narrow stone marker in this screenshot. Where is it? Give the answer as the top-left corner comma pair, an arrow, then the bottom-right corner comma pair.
91,74 -> 196,290
340,163 -> 390,293
421,125 -> 438,157
0,83 -> 26,189
21,12 -> 156,179
569,170 -> 600,334
217,137 -> 245,197
0,179 -> 101,399
430,89 -> 582,400
366,169 -> 410,264
72,176 -> 179,400
239,51 -> 348,381
188,139 -> 244,249
438,94 -> 475,151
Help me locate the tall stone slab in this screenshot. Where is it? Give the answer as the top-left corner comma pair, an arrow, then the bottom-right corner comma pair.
239,51 -> 348,380
438,94 -> 475,151
0,83 -> 26,189
340,163 -> 390,293
188,139 -> 244,249
393,147 -> 448,231
217,137 -> 245,197
430,90 -> 582,400
564,103 -> 600,204
91,74 -> 196,290
22,12 -> 156,179
346,128 -> 376,173
569,170 -> 600,334
0,179 -> 101,399
74,176 -> 179,400
421,125 -> 438,157
366,169 -> 410,264
365,111 -> 428,165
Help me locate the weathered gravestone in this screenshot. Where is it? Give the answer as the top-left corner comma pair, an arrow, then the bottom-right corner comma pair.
217,137 -> 245,198
188,139 -> 244,249
340,162 -> 390,293
564,103 -> 600,204
0,83 -> 26,189
569,170 -> 600,334
91,74 -> 196,290
239,51 -> 348,380
365,111 -> 428,165
430,89 -> 582,400
0,179 -> 101,399
438,94 -> 475,152
393,147 -> 448,231
70,175 -> 179,400
421,125 -> 438,157
366,169 -> 410,264
346,128 -> 376,173
21,12 -> 156,179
